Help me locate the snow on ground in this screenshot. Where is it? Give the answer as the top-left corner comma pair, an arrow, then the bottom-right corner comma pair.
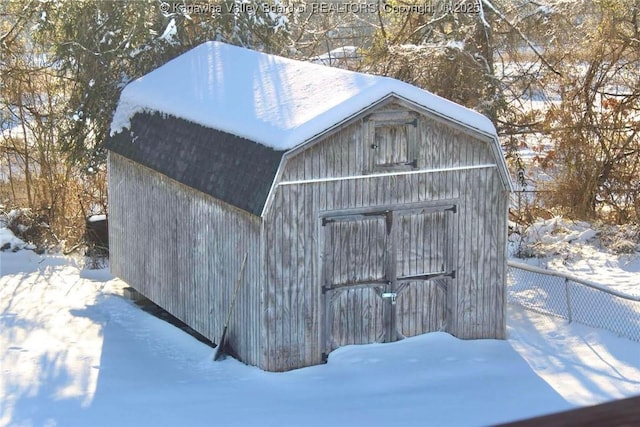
510,217 -> 640,296
508,305 -> 640,406
1,249 -> 639,427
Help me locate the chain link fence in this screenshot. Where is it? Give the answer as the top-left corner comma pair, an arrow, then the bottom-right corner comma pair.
507,261 -> 640,342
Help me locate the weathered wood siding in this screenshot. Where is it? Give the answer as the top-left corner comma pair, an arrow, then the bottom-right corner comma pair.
108,153 -> 263,367
394,209 -> 450,338
263,103 -> 508,371
322,215 -> 389,351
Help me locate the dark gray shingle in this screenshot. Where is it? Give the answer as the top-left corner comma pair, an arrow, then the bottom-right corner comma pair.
105,112 -> 285,216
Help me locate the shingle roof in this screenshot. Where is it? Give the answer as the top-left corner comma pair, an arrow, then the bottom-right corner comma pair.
105,112 -> 284,216
110,41 -> 498,151
107,42 -> 513,215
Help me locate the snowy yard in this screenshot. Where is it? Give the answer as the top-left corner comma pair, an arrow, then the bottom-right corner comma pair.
509,217 -> 640,296
1,248 -> 639,427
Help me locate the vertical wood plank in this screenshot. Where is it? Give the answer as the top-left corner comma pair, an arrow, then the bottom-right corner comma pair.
109,99 -> 508,372
108,153 -> 263,367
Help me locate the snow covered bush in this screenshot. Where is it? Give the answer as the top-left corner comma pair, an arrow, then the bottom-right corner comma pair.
0,208 -> 47,253
511,217 -> 598,259
0,227 -> 26,252
512,216 -> 640,259
600,224 -> 640,254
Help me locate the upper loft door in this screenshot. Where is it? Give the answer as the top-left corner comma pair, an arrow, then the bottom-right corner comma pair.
364,109 -> 419,173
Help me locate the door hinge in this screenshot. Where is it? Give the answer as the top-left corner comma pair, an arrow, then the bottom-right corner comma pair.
446,205 -> 457,214
385,210 -> 393,235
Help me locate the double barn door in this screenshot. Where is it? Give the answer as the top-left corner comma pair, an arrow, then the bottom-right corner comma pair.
321,203 -> 456,355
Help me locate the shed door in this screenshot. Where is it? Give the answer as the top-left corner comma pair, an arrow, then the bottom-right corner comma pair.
321,213 -> 391,353
394,209 -> 451,337
321,204 -> 456,356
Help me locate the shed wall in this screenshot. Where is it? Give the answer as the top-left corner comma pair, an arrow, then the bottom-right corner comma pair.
263,106 -> 508,371
108,153 -> 263,367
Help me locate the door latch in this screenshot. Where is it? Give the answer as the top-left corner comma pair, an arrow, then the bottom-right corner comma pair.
381,292 -> 397,304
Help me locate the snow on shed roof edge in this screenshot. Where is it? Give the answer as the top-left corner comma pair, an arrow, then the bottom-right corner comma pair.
110,41 -> 498,151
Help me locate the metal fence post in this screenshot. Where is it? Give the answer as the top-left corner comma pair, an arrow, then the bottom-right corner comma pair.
564,277 -> 573,323
508,260 -> 640,342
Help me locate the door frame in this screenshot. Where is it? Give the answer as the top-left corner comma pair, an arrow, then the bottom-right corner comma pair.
318,199 -> 459,360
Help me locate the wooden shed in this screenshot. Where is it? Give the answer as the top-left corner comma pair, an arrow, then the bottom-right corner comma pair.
106,41 -> 513,372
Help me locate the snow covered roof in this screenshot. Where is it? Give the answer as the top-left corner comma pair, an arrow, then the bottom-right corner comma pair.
310,46 -> 362,67
110,41 -> 498,149
1,123 -> 35,143
107,41 -> 512,216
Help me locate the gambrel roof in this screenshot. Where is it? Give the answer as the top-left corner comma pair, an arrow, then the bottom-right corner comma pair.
106,41 -> 513,216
